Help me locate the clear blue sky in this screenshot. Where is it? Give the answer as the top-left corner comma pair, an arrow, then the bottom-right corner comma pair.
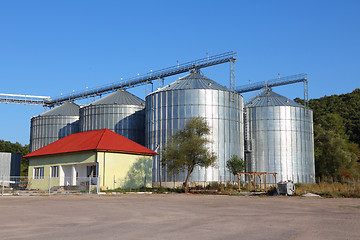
0,1 -> 359,145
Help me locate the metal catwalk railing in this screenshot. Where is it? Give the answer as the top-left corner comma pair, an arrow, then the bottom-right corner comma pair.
46,51 -> 237,106
237,73 -> 309,108
0,93 -> 50,105
236,73 -> 307,94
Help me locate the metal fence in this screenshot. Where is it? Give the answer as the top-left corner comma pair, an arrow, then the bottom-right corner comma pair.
0,176 -> 100,196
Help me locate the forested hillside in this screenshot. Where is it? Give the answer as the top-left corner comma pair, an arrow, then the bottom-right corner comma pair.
0,140 -> 29,176
310,88 -> 360,145
297,88 -> 360,179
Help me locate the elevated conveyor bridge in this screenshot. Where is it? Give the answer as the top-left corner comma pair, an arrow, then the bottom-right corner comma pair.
46,51 -> 237,106
0,51 -> 308,107
0,93 -> 50,105
0,51 -> 237,107
236,73 -> 308,107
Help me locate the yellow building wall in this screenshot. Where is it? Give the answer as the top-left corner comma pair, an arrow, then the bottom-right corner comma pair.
28,151 -> 96,190
97,152 -> 152,190
27,151 -> 153,190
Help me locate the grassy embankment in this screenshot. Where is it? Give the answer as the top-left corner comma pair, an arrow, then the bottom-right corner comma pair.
295,181 -> 360,198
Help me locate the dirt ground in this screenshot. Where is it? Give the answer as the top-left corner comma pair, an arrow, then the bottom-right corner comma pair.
0,194 -> 359,240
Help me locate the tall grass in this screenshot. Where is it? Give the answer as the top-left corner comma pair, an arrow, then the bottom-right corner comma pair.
295,181 -> 360,198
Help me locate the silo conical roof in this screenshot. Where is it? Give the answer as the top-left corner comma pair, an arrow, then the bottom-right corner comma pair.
40,102 -> 80,116
245,89 -> 304,108
91,90 -> 145,105
154,71 -> 228,93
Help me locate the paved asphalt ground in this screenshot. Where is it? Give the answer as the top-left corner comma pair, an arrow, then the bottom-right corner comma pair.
0,194 -> 359,240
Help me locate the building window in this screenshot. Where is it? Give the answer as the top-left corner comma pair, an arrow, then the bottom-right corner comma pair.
51,166 -> 59,178
34,167 -> 44,179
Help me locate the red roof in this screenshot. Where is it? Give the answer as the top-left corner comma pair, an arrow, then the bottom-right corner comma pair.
24,129 -> 157,158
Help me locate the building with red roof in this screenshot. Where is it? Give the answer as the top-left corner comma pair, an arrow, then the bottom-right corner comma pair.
24,129 -> 157,191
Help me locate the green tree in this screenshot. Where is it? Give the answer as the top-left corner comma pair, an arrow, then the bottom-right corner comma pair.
295,89 -> 360,178
161,117 -> 216,193
226,155 -> 246,179
314,123 -> 358,179
295,88 -> 360,146
317,113 -> 347,137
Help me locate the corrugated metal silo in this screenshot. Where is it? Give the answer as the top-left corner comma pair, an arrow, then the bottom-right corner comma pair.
244,89 -> 315,183
0,152 -> 21,180
145,70 -> 244,186
30,102 -> 79,152
79,90 -> 145,145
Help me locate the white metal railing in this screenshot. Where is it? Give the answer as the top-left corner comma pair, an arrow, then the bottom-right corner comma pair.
0,93 -> 50,105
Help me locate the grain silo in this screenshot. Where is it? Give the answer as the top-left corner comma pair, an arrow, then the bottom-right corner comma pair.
0,152 -> 21,180
244,89 -> 315,183
145,70 -> 244,187
79,90 -> 145,145
30,102 -> 79,152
